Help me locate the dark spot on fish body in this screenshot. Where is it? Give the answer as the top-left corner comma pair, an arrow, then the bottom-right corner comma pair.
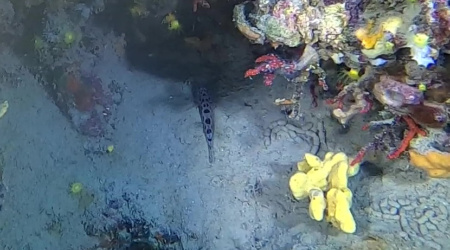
203,109 -> 210,114
207,128 -> 212,134
205,118 -> 211,125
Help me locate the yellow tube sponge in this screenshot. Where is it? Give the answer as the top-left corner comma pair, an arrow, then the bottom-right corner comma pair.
297,160 -> 311,172
309,189 -> 326,221
289,172 -> 309,200
328,160 -> 350,189
326,187 -> 356,234
347,158 -> 360,177
288,151 -> 360,233
304,153 -> 322,169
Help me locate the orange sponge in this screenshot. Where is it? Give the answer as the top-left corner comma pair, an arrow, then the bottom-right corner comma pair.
355,20 -> 384,49
409,150 -> 450,178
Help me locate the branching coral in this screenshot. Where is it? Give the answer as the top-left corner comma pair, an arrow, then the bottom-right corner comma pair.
387,115 -> 427,159
326,81 -> 372,125
244,45 -> 319,86
350,115 -> 427,166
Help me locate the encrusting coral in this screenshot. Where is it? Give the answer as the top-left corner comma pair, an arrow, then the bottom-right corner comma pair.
289,152 -> 360,233
355,17 -> 402,52
326,80 -> 372,126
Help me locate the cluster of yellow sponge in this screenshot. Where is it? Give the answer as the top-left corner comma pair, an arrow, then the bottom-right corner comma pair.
355,17 -> 402,50
289,152 -> 360,233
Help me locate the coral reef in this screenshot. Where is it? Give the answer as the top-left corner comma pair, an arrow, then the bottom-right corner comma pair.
234,0 -> 450,124
244,45 -> 320,86
234,0 -> 448,72
234,0 -> 450,172
327,83 -> 372,125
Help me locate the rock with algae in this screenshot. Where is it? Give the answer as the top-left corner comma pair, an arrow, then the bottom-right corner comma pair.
234,0 -> 348,48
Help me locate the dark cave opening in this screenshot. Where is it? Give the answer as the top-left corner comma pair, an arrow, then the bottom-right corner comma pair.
94,0 -> 258,85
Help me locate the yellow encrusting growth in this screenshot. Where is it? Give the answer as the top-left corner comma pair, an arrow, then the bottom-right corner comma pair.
418,83 -> 427,92
412,33 -> 429,48
381,16 -> 402,35
162,13 -> 183,32
355,20 -> 384,49
347,69 -> 360,80
289,152 -> 360,234
336,68 -> 361,86
355,17 -> 402,50
70,182 -> 83,195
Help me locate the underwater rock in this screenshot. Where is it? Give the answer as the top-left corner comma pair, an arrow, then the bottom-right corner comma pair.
233,2 -> 265,44
425,83 -> 450,103
406,102 -> 448,129
372,76 -> 423,108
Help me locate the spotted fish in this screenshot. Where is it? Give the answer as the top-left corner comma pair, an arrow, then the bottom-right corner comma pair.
196,87 -> 215,163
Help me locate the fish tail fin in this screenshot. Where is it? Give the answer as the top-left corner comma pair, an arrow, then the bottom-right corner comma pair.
208,146 -> 215,164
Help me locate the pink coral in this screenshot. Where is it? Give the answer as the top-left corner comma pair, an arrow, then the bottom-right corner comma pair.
244,54 -> 296,86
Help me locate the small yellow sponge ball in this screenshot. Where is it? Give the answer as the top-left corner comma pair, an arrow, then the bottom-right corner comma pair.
169,20 -> 181,31
64,31 -> 76,45
70,182 -> 83,194
413,33 -> 429,49
347,69 -> 360,80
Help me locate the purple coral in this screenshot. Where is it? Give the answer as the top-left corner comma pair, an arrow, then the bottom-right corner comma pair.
323,0 -> 344,6
345,0 -> 366,27
272,0 -> 299,30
